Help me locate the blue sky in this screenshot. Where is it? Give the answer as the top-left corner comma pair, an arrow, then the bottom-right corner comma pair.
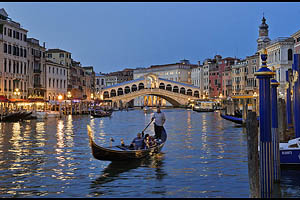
2,2 -> 300,73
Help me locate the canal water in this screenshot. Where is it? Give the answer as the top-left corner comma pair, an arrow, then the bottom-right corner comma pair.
0,108 -> 299,198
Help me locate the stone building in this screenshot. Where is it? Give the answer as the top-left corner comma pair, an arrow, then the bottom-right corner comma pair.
45,60 -> 68,100
231,59 -> 247,96
27,38 -> 46,99
0,8 -> 29,99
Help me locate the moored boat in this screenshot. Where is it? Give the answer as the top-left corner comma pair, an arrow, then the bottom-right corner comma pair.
87,125 -> 167,161
220,113 -> 244,125
280,137 -> 300,165
91,110 -> 112,118
192,101 -> 216,112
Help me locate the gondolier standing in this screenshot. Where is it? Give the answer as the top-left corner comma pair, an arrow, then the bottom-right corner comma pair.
151,106 -> 166,140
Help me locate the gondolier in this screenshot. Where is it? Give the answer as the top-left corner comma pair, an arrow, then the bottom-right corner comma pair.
151,106 -> 166,141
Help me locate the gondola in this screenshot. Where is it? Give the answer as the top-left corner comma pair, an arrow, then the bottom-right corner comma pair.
91,111 -> 112,118
87,125 -> 167,161
220,113 -> 244,125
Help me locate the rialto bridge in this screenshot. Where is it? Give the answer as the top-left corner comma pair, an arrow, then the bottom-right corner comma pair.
99,73 -> 201,107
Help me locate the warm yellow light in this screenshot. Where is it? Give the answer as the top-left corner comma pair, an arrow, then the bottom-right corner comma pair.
58,95 -> 63,100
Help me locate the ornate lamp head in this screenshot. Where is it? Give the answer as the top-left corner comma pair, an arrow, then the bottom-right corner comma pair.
261,49 -> 268,67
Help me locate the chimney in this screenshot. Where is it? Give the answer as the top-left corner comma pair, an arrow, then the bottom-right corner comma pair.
43,42 -> 45,48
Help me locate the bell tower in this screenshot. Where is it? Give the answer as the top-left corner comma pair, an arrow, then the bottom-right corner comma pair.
257,15 -> 271,51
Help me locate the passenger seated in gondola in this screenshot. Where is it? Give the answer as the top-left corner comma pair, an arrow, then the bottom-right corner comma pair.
144,134 -> 157,149
129,133 -> 144,150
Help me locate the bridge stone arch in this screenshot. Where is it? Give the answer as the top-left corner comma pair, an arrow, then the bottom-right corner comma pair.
100,73 -> 201,107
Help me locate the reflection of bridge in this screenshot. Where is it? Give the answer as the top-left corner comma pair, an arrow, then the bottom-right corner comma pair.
100,73 -> 201,106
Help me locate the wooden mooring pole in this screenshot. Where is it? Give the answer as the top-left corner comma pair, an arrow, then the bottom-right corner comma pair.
254,49 -> 275,198
246,111 -> 260,198
271,78 -> 280,183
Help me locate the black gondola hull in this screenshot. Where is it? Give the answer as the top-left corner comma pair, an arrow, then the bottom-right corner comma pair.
87,125 -> 166,161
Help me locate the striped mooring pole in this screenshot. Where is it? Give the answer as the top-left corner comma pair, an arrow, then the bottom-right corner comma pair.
286,70 -> 293,129
271,76 -> 280,183
254,49 -> 275,198
293,54 -> 300,138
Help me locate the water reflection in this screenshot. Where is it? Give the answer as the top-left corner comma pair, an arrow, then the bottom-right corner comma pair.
90,153 -> 167,197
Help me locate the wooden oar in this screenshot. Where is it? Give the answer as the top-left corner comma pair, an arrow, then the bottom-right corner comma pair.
141,118 -> 154,137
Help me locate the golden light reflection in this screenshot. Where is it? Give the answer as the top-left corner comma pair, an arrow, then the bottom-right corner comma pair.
56,120 -> 65,149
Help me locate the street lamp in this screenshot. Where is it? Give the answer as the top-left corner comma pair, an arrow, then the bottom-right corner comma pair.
67,91 -> 72,99
14,88 -> 20,97
58,94 -> 63,101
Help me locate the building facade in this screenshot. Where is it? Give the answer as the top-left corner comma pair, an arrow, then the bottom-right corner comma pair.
232,59 -> 247,96
0,8 -> 29,99
191,61 -> 203,95
45,60 -> 68,100
27,38 -> 46,99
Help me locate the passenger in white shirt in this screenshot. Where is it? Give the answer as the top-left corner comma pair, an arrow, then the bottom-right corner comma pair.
151,106 -> 166,140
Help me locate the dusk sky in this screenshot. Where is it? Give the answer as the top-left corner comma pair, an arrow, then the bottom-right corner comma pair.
2,2 -> 300,73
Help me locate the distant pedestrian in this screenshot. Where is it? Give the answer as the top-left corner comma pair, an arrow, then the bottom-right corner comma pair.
151,106 -> 166,140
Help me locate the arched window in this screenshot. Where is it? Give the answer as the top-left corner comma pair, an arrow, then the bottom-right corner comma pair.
159,83 -> 165,90
173,86 -> 179,93
166,84 -> 172,91
132,84 -> 137,92
103,91 -> 109,98
124,86 -> 130,94
138,83 -> 144,90
180,87 -> 186,94
288,49 -> 293,61
117,88 -> 123,96
110,89 -> 116,97
194,91 -> 200,98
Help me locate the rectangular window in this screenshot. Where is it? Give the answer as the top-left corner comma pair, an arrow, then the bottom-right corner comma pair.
20,47 -> 23,57
13,46 -> 16,55
24,49 -> 26,58
59,53 -> 64,58
8,60 -> 11,73
20,62 -> 23,74
4,59 -> 6,72
49,78 -> 51,88
4,27 -> 6,35
16,31 -> 19,39
8,29 -> 11,37
8,44 -> 11,54
24,62 -> 26,74
23,34 -> 26,41
13,30 -> 16,38
3,43 -> 7,53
